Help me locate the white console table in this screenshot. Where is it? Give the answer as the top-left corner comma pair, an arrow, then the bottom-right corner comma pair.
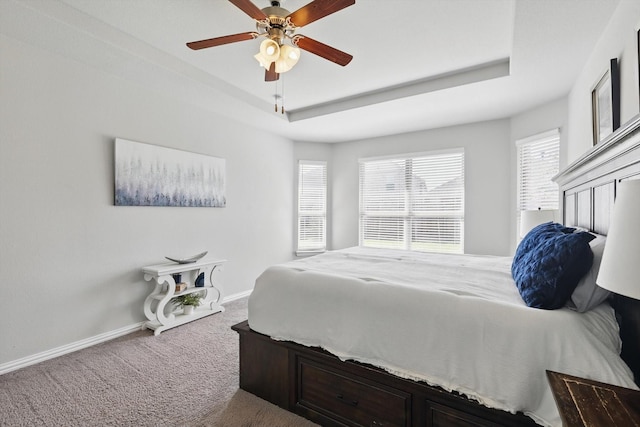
142,258 -> 226,335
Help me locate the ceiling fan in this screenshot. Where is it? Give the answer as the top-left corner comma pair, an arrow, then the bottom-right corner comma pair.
186,0 -> 355,82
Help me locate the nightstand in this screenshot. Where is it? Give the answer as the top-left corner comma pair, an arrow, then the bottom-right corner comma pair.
546,370 -> 640,426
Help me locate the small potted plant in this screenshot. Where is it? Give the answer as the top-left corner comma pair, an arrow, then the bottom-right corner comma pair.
172,292 -> 204,315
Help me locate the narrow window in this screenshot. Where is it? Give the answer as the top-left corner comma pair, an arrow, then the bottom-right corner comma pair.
359,149 -> 465,253
297,161 -> 327,254
516,129 -> 560,233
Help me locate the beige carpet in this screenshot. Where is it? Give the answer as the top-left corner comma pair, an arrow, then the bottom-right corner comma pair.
0,298 -> 318,426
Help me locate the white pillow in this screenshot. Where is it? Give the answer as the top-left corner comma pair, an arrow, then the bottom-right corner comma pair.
569,234 -> 611,312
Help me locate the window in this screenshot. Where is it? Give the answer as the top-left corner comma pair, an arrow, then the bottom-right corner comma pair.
359,149 -> 464,254
516,129 -> 560,212
297,161 -> 327,254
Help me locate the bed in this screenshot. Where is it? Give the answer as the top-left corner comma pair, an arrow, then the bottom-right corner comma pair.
233,114 -> 640,427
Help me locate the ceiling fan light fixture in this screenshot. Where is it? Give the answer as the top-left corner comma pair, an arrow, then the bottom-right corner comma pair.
254,52 -> 270,68
275,45 -> 301,73
285,45 -> 300,60
187,0 -> 355,84
259,38 -> 280,62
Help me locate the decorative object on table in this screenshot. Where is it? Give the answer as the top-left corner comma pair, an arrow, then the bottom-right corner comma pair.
172,292 -> 205,315
114,138 -> 226,207
591,58 -> 620,146
165,251 -> 208,264
174,283 -> 187,292
195,272 -> 205,287
172,273 -> 182,283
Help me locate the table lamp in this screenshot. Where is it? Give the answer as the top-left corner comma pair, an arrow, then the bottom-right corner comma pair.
596,179 -> 640,299
520,209 -> 558,238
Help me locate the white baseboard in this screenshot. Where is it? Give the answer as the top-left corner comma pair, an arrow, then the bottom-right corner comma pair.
0,322 -> 144,375
223,289 -> 252,302
0,291 -> 251,376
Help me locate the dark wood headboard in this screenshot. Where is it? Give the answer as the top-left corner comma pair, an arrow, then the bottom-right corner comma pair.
554,113 -> 640,384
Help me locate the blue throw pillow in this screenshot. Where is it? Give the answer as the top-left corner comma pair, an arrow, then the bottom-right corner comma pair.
512,228 -> 595,309
514,222 -> 575,263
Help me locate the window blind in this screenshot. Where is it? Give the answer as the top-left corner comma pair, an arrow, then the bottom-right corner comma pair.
517,129 -> 560,211
297,161 -> 327,252
359,149 -> 464,254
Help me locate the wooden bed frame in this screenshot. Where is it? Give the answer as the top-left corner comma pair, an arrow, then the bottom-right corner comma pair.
233,114 -> 640,427
554,113 -> 640,385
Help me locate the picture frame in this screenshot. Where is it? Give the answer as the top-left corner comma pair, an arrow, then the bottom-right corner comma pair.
114,138 -> 226,207
591,58 -> 620,146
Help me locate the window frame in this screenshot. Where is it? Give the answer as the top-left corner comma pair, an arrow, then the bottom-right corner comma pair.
296,160 -> 327,255
358,148 -> 465,254
516,128 -> 560,232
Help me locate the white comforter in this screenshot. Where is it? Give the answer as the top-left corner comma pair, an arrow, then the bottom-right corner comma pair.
248,247 -> 637,427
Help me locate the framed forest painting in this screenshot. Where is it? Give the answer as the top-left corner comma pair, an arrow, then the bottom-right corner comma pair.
114,138 -> 226,207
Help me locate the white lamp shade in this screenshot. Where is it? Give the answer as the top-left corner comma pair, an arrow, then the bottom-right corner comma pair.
254,52 -> 270,68
596,180 -> 640,299
275,45 -> 300,73
520,209 -> 557,237
259,39 -> 280,61
254,39 -> 280,68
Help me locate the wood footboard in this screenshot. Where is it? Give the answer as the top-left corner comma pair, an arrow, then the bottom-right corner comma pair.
232,320 -> 538,427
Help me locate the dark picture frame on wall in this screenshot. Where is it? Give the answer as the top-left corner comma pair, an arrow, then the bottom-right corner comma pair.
591,58 -> 621,146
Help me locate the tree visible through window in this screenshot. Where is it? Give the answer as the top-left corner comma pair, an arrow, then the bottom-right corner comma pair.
359,149 -> 465,254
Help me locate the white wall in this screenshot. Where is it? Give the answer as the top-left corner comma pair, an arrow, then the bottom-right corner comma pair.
567,1 -> 640,162
0,36 -> 295,366
511,97 -> 569,167
330,120 -> 513,256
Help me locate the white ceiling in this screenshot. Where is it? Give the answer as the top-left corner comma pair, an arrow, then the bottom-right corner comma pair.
0,0 -> 621,143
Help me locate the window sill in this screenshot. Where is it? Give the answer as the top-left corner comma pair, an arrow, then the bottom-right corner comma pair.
296,249 -> 326,257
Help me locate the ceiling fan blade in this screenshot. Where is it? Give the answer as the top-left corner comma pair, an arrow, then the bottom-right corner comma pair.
186,32 -> 258,50
287,0 -> 355,27
265,62 -> 280,81
294,36 -> 353,66
229,0 -> 268,21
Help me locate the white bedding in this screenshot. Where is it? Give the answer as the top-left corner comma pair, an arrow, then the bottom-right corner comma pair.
248,247 -> 638,427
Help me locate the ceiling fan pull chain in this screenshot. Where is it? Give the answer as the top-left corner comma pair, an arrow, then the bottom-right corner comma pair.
274,78 -> 279,112
281,76 -> 285,114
